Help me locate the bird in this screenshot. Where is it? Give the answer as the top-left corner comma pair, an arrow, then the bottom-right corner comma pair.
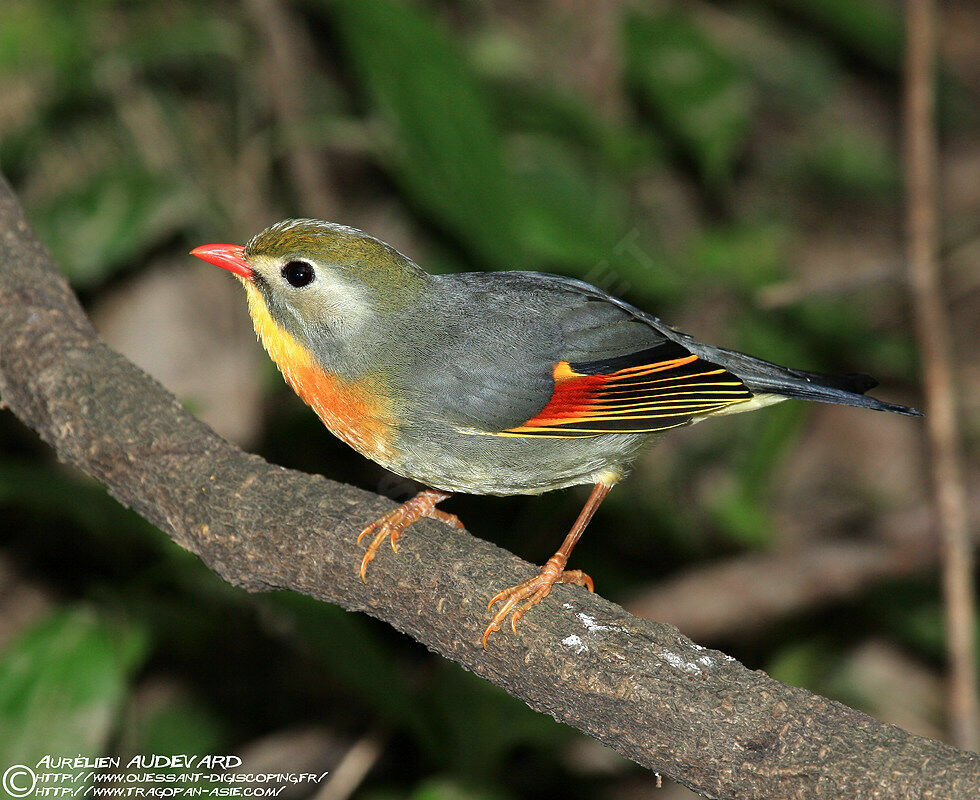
191,219 -> 921,648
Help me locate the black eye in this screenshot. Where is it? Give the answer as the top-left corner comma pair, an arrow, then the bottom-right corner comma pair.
282,260 -> 315,287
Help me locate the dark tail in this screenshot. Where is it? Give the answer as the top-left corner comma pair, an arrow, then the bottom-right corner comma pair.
695,345 -> 923,417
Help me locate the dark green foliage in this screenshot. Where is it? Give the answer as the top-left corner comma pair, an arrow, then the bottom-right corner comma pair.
624,7 -> 756,189
331,0 -> 525,266
0,607 -> 147,769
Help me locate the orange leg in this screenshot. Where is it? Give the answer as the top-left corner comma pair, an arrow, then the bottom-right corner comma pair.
483,482 -> 612,648
357,488 -> 463,580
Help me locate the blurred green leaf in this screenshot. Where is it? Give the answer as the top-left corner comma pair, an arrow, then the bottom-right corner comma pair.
624,7 -> 756,188
733,311 -> 813,369
491,82 -> 660,174
507,123 -> 679,301
110,6 -> 244,68
331,0 -> 679,303
121,692 -> 227,759
269,594 -> 434,751
868,583 -> 947,660
0,460 -> 166,563
690,223 -> 788,289
735,401 -> 807,494
331,0 -> 525,265
112,688 -> 227,798
763,0 -> 903,72
712,8 -> 839,109
0,0 -> 91,75
424,663 -> 564,779
709,401 -> 806,547
766,637 -> 835,689
508,134 -> 681,302
510,135 -> 624,264
708,482 -> 772,548
791,126 -> 900,200
410,777 -> 509,800
0,606 -> 147,769
31,159 -> 199,287
795,296 -> 914,372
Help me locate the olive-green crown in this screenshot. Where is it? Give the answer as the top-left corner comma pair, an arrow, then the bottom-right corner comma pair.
245,218 -> 429,299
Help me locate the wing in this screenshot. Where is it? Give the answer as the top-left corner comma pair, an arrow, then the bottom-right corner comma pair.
499,340 -> 753,438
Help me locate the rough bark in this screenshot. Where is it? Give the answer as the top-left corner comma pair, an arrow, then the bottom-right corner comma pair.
0,176 -> 976,799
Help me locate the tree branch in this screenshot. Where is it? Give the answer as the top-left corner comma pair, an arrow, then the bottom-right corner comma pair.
0,175 -> 976,799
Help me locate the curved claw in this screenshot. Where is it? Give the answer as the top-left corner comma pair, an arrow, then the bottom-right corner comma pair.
481,560 -> 593,648
356,489 -> 457,581
356,523 -> 376,546
357,513 -> 411,580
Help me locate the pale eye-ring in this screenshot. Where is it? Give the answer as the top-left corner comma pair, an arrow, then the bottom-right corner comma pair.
282,260 -> 315,287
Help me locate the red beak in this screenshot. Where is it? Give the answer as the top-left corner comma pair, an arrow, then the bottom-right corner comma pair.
190,243 -> 252,279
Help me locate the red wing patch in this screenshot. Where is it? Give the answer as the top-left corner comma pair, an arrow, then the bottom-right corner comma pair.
501,341 -> 752,438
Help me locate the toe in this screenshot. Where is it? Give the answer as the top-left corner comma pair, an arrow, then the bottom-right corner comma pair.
487,587 -> 510,610
481,620 -> 498,650
359,550 -> 374,582
559,570 -> 594,592
482,568 -> 594,648
356,521 -> 378,545
483,594 -> 522,648
429,509 -> 465,530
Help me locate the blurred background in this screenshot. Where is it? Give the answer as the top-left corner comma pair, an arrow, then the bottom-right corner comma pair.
0,0 -> 977,797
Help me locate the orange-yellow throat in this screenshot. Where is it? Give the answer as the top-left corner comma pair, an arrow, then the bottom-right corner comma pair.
243,282 -> 396,463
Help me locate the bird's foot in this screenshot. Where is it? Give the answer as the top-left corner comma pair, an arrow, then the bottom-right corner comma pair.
482,554 -> 594,648
357,489 -> 462,580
